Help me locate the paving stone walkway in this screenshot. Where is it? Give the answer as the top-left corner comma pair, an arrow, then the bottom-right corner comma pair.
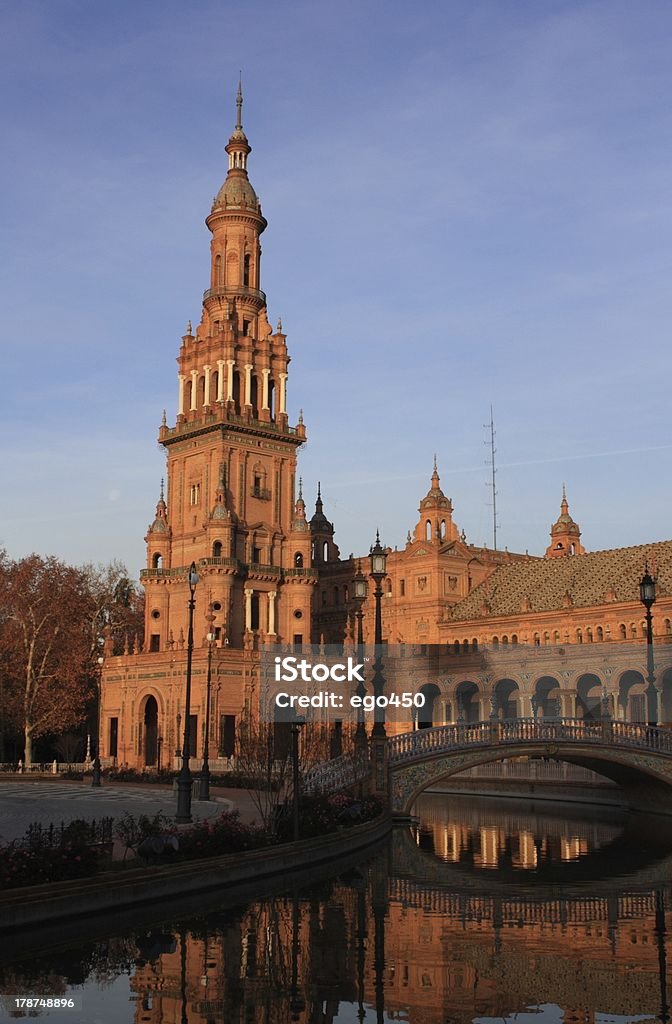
0,781 -> 230,844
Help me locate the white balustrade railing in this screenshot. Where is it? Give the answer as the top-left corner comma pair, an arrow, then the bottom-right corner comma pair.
303,753 -> 369,796
387,718 -> 672,765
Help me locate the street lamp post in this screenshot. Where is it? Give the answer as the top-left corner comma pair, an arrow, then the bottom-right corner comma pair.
640,565 -> 659,727
353,561 -> 368,758
92,654 -> 104,788
369,532 -> 387,739
176,561 -> 199,824
200,610 -> 216,803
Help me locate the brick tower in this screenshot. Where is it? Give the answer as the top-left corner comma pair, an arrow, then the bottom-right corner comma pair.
102,88 -> 314,769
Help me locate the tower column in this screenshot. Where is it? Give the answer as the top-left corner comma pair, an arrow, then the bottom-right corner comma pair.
190,370 -> 198,411
244,588 -> 253,631
226,360 -> 235,402
244,364 -> 253,407
267,591 -> 276,635
204,365 -> 212,407
178,374 -> 186,417
261,368 -> 270,410
216,360 -> 225,401
278,372 -> 288,415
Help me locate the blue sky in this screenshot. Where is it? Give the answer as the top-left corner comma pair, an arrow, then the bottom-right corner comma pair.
1,0 -> 671,573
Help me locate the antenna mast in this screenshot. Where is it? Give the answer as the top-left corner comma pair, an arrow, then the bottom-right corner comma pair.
484,405 -> 498,550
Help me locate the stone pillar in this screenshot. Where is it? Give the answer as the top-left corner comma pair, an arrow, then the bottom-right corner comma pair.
267,591 -> 276,635
244,364 -> 253,407
216,360 -> 225,401
656,685 -> 663,726
226,360 -> 234,402
244,588 -> 253,632
203,365 -> 211,407
178,374 -> 186,416
261,368 -> 270,410
519,694 -> 533,719
190,370 -> 198,411
278,372 -> 288,415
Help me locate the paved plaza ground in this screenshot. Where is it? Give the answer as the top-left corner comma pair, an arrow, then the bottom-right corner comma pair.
0,779 -> 260,844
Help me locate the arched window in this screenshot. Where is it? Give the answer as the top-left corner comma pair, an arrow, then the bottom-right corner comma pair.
554,630 -> 560,644
472,638 -> 478,652
641,620 -> 648,638
426,520 -> 431,542
665,618 -> 672,635
631,623 -> 637,639
533,633 -> 540,646
492,636 -> 499,648
214,253 -> 222,286
243,253 -> 251,286
323,541 -> 329,562
212,370 -> 219,402
294,552 -> 303,568
212,541 -> 222,558
511,634 -> 518,645
543,631 -> 550,645
343,585 -> 349,602
586,627 -> 593,643
462,639 -> 469,653
197,375 -> 205,407
619,623 -> 627,640
502,635 -> 509,646
576,628 -> 583,644
596,626 -> 603,641
386,579 -> 392,595
152,552 -> 163,569
185,379 -> 193,411
453,640 -> 460,654
440,520 -> 446,540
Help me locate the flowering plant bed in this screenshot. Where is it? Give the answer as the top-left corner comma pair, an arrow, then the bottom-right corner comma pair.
0,793 -> 383,891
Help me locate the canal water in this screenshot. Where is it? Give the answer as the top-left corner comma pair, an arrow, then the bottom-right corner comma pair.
2,794 -> 672,1023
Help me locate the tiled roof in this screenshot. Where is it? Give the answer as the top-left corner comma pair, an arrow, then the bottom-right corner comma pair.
450,539 -> 672,622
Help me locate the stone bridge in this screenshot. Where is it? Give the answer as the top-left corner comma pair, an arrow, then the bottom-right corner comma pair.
386,718 -> 672,817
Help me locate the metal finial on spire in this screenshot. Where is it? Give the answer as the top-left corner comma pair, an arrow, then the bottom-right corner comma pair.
159,477 -> 164,502
562,482 -> 567,500
161,409 -> 167,426
236,74 -> 243,129
298,408 -> 304,425
276,316 -> 283,333
433,453 -> 438,473
317,481 -> 321,500
187,320 -> 192,335
376,528 -> 380,544
298,476 -> 303,501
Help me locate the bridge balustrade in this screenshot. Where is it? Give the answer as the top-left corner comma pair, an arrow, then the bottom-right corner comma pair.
387,718 -> 672,764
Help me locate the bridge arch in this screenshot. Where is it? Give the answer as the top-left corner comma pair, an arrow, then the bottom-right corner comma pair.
417,683 -> 441,728
388,721 -> 672,818
617,670 -> 646,722
454,680 -> 480,723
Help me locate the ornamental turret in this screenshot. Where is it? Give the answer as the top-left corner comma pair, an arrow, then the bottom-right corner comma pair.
545,486 -> 586,558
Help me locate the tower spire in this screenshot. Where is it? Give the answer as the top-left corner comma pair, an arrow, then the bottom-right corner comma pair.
236,74 -> 243,130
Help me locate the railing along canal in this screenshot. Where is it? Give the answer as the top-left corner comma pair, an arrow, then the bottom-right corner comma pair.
387,718 -> 672,764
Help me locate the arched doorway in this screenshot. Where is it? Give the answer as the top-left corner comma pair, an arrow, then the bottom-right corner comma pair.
533,676 -> 561,718
493,678 -> 519,720
455,681 -> 480,724
618,670 -> 646,722
662,667 -> 672,725
576,673 -> 603,722
144,696 -> 158,767
417,683 -> 441,729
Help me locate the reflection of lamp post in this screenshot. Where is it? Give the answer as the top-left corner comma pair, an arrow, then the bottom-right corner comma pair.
369,533 -> 387,739
200,610 -> 216,802
176,561 -> 199,824
353,562 -> 368,757
356,883 -> 368,1024
92,654 -> 104,788
291,716 -> 306,842
640,566 -> 658,726
289,889 -> 305,1020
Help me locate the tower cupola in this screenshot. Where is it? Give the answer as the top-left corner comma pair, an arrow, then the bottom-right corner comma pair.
545,486 -> 586,558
